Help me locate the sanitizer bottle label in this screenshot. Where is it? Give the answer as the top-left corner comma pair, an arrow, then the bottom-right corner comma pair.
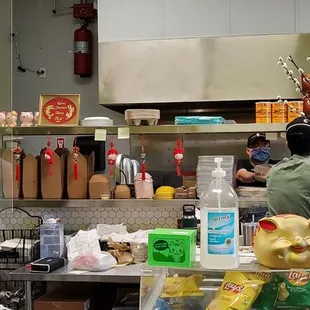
207,212 -> 235,255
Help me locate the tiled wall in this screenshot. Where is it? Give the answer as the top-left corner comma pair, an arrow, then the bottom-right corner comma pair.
0,206 -> 182,232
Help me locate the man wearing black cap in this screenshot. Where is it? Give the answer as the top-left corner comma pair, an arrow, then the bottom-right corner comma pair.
236,132 -> 278,187
267,117 -> 310,217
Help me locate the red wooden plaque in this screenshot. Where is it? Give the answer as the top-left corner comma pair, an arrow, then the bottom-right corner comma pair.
39,94 -> 80,126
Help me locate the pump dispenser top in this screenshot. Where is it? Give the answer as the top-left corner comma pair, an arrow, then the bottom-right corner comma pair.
211,157 -> 226,179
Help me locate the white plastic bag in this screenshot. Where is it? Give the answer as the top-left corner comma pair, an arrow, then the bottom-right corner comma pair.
67,229 -> 116,271
96,224 -> 127,238
68,251 -> 116,272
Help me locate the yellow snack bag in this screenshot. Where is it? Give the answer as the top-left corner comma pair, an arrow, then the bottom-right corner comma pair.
207,272 -> 264,310
161,274 -> 204,298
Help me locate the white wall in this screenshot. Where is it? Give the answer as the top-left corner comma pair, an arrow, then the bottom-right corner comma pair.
98,0 -> 310,42
0,0 -> 12,112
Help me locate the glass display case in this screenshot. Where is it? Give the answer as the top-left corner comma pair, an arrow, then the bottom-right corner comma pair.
140,261 -> 310,310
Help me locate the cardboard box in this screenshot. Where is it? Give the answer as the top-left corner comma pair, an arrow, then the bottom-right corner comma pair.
148,228 -> 196,268
23,154 -> 39,199
89,174 -> 110,199
41,147 -> 68,199
1,149 -> 22,198
34,290 -> 91,310
67,151 -> 94,199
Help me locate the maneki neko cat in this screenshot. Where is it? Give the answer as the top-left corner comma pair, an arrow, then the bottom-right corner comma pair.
253,214 -> 310,269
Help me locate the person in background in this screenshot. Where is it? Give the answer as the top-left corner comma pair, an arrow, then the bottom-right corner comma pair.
236,133 -> 278,187
267,117 -> 310,218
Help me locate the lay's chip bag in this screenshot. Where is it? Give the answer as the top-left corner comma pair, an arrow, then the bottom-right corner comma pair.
250,272 -> 280,310
161,274 -> 204,298
206,272 -> 264,310
275,270 -> 310,308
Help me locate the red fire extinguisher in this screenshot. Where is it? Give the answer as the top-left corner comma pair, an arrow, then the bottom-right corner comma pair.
74,21 -> 92,77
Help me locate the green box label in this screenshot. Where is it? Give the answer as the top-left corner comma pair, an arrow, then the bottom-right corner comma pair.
153,239 -> 185,263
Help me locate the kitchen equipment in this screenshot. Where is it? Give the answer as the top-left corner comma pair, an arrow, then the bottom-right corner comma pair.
115,154 -> 140,185
242,206 -> 268,223
75,136 -> 105,172
145,170 -> 183,189
241,206 -> 268,246
134,172 -> 154,199
241,222 -> 258,246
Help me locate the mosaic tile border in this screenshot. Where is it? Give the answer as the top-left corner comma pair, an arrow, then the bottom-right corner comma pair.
0,206 -> 183,232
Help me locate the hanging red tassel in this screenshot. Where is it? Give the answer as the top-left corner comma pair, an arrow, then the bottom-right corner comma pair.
13,145 -> 22,182
141,135 -> 146,180
44,133 -> 54,176
173,136 -> 185,177
74,162 -> 78,180
141,162 -> 146,180
72,145 -> 79,181
107,138 -> 119,177
15,163 -> 20,182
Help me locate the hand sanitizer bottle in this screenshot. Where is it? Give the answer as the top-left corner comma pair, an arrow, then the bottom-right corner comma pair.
200,157 -> 239,269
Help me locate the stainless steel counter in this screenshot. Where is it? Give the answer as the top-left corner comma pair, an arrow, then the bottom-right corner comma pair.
11,264 -> 142,310
10,264 -> 142,284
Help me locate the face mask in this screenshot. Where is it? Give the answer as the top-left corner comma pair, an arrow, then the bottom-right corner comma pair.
251,147 -> 271,163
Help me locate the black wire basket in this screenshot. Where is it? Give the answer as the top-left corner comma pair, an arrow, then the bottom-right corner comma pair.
0,207 -> 42,270
0,207 -> 44,309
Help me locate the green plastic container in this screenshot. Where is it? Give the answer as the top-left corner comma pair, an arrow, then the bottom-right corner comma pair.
148,228 -> 196,268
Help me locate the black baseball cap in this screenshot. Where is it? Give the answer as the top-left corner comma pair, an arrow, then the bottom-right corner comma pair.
286,116 -> 310,135
247,133 -> 269,148
286,116 -> 310,155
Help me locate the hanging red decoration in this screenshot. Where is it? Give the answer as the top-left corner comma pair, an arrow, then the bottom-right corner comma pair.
173,137 -> 185,176
140,135 -> 146,180
44,133 -> 54,176
107,138 -> 118,177
13,144 -> 22,182
72,145 -> 79,181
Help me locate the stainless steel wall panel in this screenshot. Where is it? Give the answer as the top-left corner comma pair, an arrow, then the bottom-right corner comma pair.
99,33 -> 310,104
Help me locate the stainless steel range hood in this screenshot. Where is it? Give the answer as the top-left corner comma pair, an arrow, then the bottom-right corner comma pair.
98,33 -> 310,120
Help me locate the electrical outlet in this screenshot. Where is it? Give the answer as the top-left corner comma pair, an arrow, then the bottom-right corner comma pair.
39,67 -> 46,78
